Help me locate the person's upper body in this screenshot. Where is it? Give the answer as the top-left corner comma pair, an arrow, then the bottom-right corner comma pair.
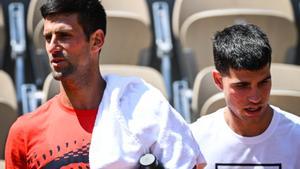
5,0 -> 206,168
190,24 -> 300,169
6,74 -> 205,169
191,106 -> 300,169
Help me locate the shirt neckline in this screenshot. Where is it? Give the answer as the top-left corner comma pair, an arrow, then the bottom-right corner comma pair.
220,107 -> 279,144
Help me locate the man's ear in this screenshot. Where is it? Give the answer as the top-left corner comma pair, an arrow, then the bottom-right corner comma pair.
90,29 -> 105,53
212,69 -> 223,91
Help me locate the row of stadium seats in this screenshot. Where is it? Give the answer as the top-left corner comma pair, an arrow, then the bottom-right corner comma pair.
27,0 -> 300,83
25,0 -> 300,104
173,0 -> 299,84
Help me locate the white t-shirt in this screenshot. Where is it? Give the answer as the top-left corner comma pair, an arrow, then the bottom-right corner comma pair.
191,106 -> 300,169
89,75 -> 205,169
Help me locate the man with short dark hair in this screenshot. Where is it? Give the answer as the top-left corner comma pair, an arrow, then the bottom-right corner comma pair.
191,24 -> 300,169
5,0 -> 205,168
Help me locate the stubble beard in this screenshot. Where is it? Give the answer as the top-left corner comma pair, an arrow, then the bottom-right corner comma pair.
51,62 -> 75,81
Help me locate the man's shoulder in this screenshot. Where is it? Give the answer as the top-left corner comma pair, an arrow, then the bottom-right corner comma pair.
190,109 -> 224,134
192,109 -> 223,125
273,106 -> 300,124
272,106 -> 300,136
12,95 -> 58,130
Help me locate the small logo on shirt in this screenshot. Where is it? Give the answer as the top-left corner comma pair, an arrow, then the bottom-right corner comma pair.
216,163 -> 281,169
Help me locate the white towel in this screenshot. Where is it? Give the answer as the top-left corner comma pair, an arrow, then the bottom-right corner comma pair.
89,75 -> 204,169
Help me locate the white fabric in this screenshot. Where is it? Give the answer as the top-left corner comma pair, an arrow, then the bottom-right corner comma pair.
191,106 -> 300,169
90,75 -> 205,169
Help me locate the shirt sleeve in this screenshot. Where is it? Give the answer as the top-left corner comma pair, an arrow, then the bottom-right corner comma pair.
5,117 -> 28,169
151,100 -> 206,169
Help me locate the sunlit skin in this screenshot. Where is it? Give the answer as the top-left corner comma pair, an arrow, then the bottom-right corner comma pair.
43,13 -> 105,110
213,65 -> 273,137
196,163 -> 206,169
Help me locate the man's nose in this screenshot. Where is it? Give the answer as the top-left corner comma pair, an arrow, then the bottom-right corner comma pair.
248,88 -> 262,103
47,36 -> 61,54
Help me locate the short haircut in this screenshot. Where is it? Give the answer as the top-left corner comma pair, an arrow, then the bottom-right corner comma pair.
40,0 -> 106,40
212,24 -> 272,76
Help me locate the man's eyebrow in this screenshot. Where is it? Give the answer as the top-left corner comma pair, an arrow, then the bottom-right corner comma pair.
233,81 -> 250,85
260,75 -> 271,82
43,29 -> 72,36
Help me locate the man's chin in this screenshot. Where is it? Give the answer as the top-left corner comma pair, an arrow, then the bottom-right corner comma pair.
52,72 -> 64,81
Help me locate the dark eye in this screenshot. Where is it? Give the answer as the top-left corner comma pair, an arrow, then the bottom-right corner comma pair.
44,34 -> 52,43
58,33 -> 71,40
234,83 -> 249,89
259,79 -> 271,86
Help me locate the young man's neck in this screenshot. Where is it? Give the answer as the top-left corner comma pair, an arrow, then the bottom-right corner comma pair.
224,106 -> 273,137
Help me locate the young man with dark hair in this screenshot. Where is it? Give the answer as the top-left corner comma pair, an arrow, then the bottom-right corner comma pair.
191,24 -> 300,169
5,0 -> 205,168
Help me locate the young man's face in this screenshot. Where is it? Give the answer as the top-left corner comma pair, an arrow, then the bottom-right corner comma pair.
43,13 -> 93,80
214,65 -> 272,124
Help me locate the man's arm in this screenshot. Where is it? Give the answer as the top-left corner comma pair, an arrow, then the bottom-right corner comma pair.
5,119 -> 27,168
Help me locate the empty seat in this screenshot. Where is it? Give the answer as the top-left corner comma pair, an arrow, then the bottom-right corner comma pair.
173,0 -> 297,79
180,9 -> 297,74
191,66 -> 218,121
100,64 -> 167,96
192,63 -> 300,119
41,71 -> 60,103
200,92 -> 225,116
96,0 -> 152,64
0,159 -> 4,169
270,63 -> 300,91
201,90 -> 300,117
27,0 -> 44,43
269,90 -> 300,116
42,65 -> 168,103
172,0 -> 294,37
100,11 -> 151,65
0,4 -> 5,68
0,70 -> 18,159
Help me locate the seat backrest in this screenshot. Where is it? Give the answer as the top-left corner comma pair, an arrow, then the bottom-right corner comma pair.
192,63 -> 300,119
200,92 -> 225,116
180,9 -> 297,73
200,89 -> 300,117
100,11 -> 151,65
42,72 -> 61,103
0,70 -> 18,159
191,66 -> 218,121
0,4 -> 5,68
100,64 -> 167,96
271,63 -> 300,91
96,0 -> 152,65
172,0 -> 294,37
101,0 -> 150,22
27,0 -> 151,36
0,159 -> 4,168
42,65 -> 167,103
27,0 -> 45,40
